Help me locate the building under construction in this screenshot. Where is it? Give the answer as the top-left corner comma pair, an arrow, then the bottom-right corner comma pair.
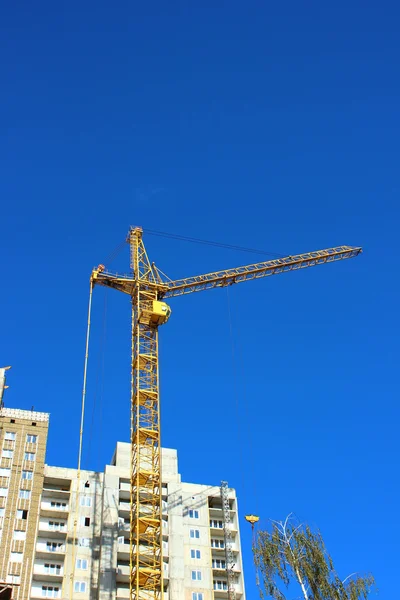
0,403 -> 246,600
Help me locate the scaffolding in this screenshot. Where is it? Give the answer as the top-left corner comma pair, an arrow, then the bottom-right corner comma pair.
220,481 -> 236,600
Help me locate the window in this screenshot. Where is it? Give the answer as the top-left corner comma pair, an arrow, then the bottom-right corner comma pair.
50,501 -> 67,510
192,594 -> 204,600
189,509 -> 199,519
19,489 -> 31,500
78,538 -> 90,547
10,552 -> 23,563
5,432 -> 16,441
117,536 -> 125,544
46,542 -> 64,552
80,516 -> 90,527
49,521 -> 65,531
16,509 -> 28,520
0,468 -> 11,477
189,529 -> 200,539
76,558 -> 88,570
2,449 -> 13,459
0,508 -> 5,517
84,481 -> 90,488
212,559 -> 226,569
0,488 -> 8,497
74,582 -> 86,593
26,434 -> 37,443
211,538 -> 225,549
190,549 -> 201,559
41,586 -> 60,597
191,570 -> 202,581
44,564 -> 61,575
22,470 -> 33,480
13,531 -> 26,541
24,452 -> 35,461
210,519 -> 223,528
79,496 -> 92,507
214,580 -> 228,590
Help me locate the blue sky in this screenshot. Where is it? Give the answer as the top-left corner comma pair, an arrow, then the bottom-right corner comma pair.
1,1 -> 398,597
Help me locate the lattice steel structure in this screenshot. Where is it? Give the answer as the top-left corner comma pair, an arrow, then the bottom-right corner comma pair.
91,227 -> 361,600
221,481 -> 236,600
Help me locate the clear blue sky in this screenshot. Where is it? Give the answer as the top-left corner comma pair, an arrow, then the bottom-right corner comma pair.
1,1 -> 398,597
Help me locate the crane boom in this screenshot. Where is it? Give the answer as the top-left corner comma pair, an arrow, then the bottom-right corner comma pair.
92,245 -> 362,297
90,228 -> 362,600
161,245 -> 361,297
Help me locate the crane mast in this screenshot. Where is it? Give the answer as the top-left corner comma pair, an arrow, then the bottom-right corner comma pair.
91,227 -> 362,600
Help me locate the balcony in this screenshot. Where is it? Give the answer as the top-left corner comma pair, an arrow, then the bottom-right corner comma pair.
119,502 -> 130,515
210,524 -> 238,536
118,520 -> 130,535
35,541 -> 66,558
211,545 -> 239,555
213,587 -> 243,598
119,482 -> 130,501
211,545 -> 225,554
117,542 -> 130,560
209,521 -> 225,532
42,479 -> 71,499
209,506 -> 235,518
116,564 -> 130,583
38,522 -> 67,538
212,564 -> 227,573
40,500 -> 69,518
31,584 -> 61,598
116,587 -> 130,599
33,565 -> 63,582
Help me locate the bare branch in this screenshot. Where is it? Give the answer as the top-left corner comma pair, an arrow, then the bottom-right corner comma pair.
342,572 -> 358,584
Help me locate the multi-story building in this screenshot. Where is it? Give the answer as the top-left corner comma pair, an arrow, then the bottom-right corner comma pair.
0,399 -> 246,600
99,442 -> 245,600
0,407 -> 49,600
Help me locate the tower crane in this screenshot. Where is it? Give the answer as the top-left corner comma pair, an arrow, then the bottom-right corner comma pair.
90,227 -> 361,600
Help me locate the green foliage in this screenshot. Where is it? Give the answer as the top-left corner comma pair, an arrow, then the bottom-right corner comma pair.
253,516 -> 375,600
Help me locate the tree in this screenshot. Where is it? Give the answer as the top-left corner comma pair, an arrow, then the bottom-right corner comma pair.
253,514 -> 375,600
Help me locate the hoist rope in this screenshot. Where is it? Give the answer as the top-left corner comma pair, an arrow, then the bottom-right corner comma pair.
226,288 -> 247,502
67,279 -> 93,600
226,288 -> 259,514
86,288 -> 108,471
144,228 -> 285,258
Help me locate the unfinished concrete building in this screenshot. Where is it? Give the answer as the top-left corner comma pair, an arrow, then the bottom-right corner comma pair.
0,405 -> 246,600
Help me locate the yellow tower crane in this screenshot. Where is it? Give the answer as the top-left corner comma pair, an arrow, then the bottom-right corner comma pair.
90,227 -> 362,600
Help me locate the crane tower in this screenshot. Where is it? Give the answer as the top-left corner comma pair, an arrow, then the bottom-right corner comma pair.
91,227 -> 361,600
